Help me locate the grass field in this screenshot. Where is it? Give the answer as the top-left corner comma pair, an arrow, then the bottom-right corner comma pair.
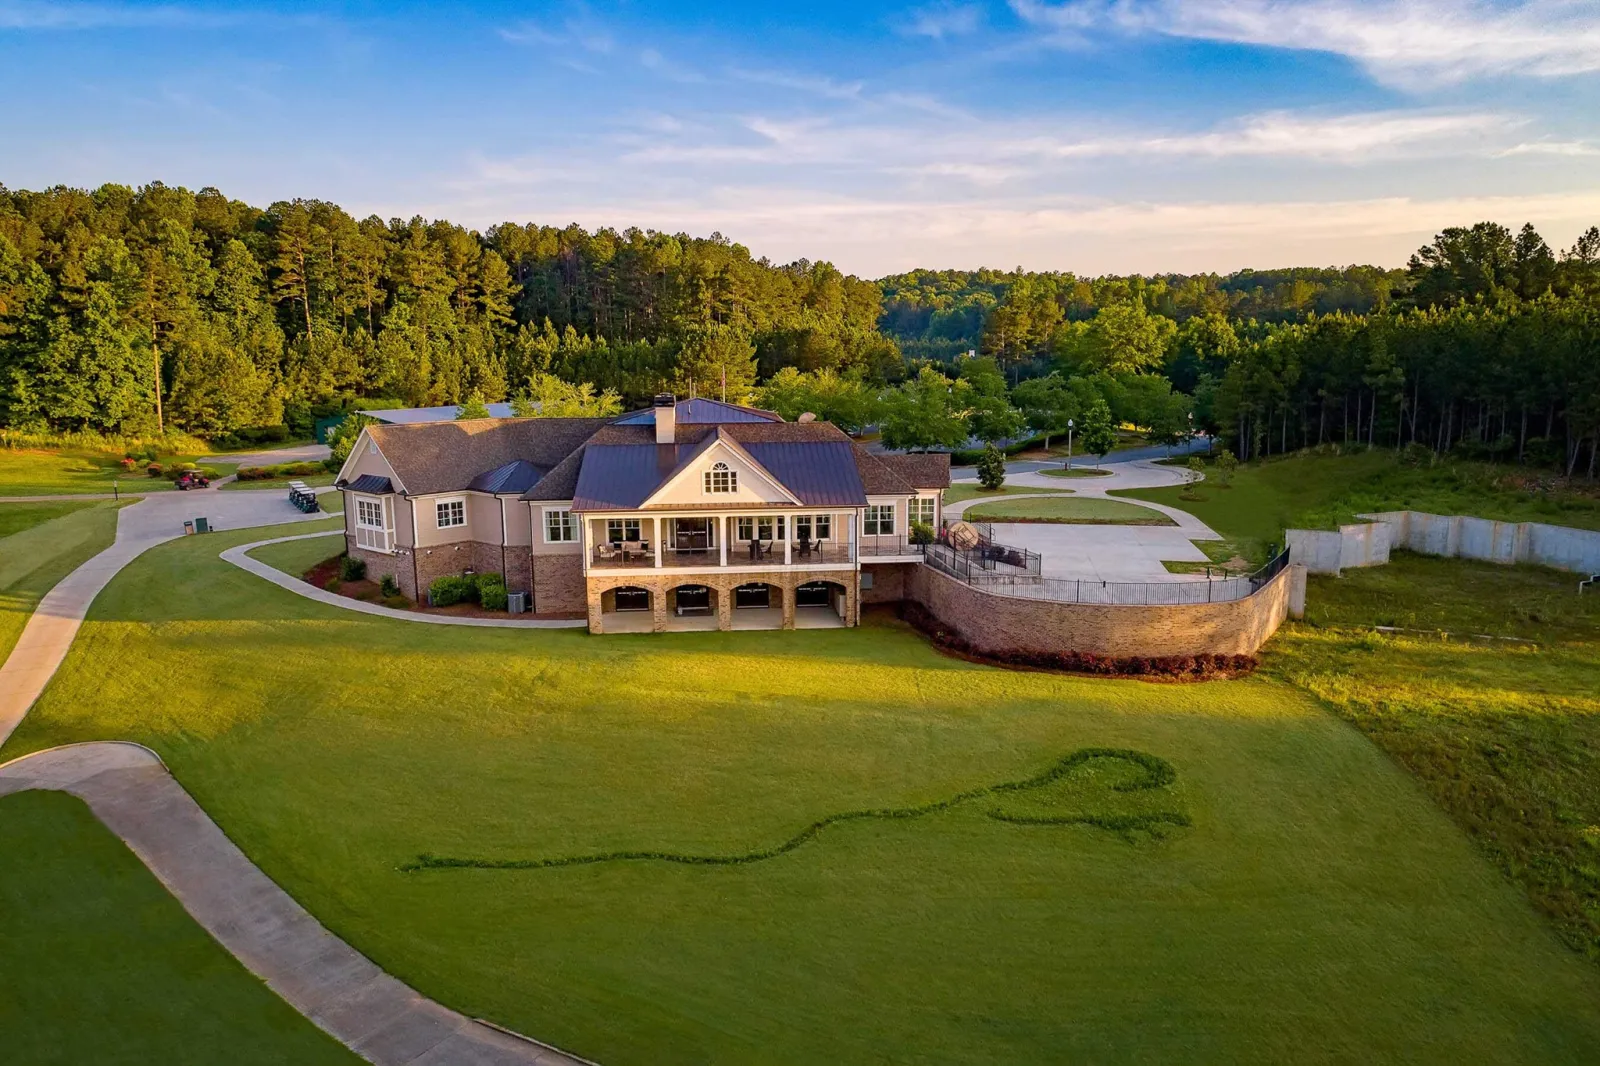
1039,466 -> 1113,478
1119,449 -> 1600,565
944,483 -> 1071,505
965,496 -> 1175,525
221,472 -> 338,492
6,523 -> 1600,1064
0,500 -> 98,537
0,789 -> 359,1065
0,449 -> 235,496
0,501 -> 125,661
1267,554 -> 1600,964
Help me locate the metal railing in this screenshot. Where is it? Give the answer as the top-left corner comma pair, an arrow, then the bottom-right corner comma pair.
923,537 -> 1292,606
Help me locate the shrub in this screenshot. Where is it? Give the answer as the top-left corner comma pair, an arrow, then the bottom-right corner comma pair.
324,576 -> 342,593
274,461 -> 324,476
910,520 -> 935,546
237,466 -> 274,481
323,457 -> 343,473
477,573 -> 509,611
976,444 -> 1007,491
120,457 -> 137,471
146,462 -> 163,478
339,555 -> 367,581
379,574 -> 400,597
428,574 -> 477,607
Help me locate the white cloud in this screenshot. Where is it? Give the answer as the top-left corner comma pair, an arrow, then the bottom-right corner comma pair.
899,2 -> 987,39
1496,139 -> 1600,157
498,11 -> 613,54
728,67 -> 865,100
1011,0 -> 1600,86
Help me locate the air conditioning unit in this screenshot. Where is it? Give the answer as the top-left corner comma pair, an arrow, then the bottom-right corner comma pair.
507,591 -> 527,614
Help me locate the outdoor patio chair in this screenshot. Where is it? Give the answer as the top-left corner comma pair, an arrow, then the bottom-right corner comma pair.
596,543 -> 620,562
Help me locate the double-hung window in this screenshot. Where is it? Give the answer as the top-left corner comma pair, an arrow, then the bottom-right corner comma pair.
607,518 -> 642,543
910,497 -> 937,528
813,514 -> 831,540
864,504 -> 896,536
737,517 -> 754,541
703,461 -> 737,494
436,498 -> 466,529
795,515 -> 831,541
544,507 -> 575,543
354,497 -> 391,552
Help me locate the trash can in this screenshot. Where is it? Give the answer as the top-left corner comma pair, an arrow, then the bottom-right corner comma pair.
183,520 -> 194,535
195,517 -> 210,534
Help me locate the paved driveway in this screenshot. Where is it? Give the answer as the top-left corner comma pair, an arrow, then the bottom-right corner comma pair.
947,460 -> 1222,582
207,443 -> 332,467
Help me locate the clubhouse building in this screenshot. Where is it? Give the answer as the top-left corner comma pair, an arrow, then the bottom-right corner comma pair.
334,396 -> 950,633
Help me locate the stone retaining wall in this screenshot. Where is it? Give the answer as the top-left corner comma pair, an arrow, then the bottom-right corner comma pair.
904,563 -> 1301,660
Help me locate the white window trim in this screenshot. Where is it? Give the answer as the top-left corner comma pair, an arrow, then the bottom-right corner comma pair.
910,496 -> 937,527
353,494 -> 394,553
703,461 -> 738,494
435,496 -> 467,530
864,503 -> 896,537
542,506 -> 576,543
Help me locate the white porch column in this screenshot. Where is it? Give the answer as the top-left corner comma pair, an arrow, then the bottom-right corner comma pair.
784,518 -> 792,566
848,512 -> 857,563
654,516 -> 663,568
719,514 -> 728,567
580,514 -> 591,573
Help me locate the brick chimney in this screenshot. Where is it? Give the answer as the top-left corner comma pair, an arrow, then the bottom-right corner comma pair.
653,393 -> 677,444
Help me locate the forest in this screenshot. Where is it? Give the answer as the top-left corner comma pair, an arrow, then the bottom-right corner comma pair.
1,181 -> 1597,474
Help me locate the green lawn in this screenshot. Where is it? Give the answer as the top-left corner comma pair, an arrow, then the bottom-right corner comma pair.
966,496 -> 1175,525
1038,466 -> 1113,478
5,523 -> 1600,1064
0,448 -> 235,496
1267,554 -> 1600,963
1117,449 -> 1600,565
0,500 -> 98,537
0,501 -> 126,661
944,483 -> 1071,505
222,472 -> 338,492
0,789 -> 359,1065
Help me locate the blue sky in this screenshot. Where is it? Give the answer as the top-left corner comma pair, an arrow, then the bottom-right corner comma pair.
2,0 -> 1598,275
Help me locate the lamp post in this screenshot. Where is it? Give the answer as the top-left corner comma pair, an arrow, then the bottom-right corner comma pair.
1065,418 -> 1074,471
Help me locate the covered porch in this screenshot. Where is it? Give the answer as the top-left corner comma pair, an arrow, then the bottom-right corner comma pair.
585,511 -> 857,570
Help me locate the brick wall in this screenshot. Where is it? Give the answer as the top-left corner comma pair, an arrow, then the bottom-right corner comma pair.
860,562 -> 914,604
533,554 -> 586,614
345,538 -> 412,598
904,563 -> 1295,659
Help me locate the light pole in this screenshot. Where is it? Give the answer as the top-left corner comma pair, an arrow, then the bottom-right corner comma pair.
1065,418 -> 1074,471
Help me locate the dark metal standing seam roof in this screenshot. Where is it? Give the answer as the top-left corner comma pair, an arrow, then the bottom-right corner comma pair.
741,441 -> 867,506
466,459 -> 546,494
571,443 -> 705,510
612,398 -> 781,425
345,474 -> 393,494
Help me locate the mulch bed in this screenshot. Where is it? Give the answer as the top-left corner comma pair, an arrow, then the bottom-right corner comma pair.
299,558 -> 583,620
894,601 -> 1257,682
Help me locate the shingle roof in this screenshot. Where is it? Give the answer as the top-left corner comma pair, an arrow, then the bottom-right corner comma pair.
852,445 -> 916,495
365,418 -> 609,496
878,453 -> 951,490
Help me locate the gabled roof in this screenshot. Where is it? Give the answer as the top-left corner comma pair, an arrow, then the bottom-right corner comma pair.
366,418 -> 609,496
612,398 -> 781,426
559,421 -> 867,511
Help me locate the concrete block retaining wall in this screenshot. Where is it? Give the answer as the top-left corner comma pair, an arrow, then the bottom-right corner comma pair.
904,563 -> 1300,660
1286,523 -> 1392,576
1359,511 -> 1600,574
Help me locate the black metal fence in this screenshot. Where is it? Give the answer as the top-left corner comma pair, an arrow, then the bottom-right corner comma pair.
923,535 -> 1293,607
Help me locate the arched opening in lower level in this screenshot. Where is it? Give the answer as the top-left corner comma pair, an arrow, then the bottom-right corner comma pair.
795,580 -> 849,627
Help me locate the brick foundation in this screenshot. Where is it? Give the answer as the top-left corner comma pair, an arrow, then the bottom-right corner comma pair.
904,563 -> 1294,659
860,562 -> 915,604
532,554 -> 586,614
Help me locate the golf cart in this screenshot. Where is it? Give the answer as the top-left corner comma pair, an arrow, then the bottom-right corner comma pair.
175,470 -> 211,490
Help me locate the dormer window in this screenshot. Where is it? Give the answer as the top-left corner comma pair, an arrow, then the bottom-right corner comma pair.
703,461 -> 737,494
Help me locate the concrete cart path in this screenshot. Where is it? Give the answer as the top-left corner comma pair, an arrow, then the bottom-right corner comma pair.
0,743 -> 590,1066
225,531 -> 587,629
0,487 -> 339,747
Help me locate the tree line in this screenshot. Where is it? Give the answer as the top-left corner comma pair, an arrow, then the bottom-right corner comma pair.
1,182 -> 1597,474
